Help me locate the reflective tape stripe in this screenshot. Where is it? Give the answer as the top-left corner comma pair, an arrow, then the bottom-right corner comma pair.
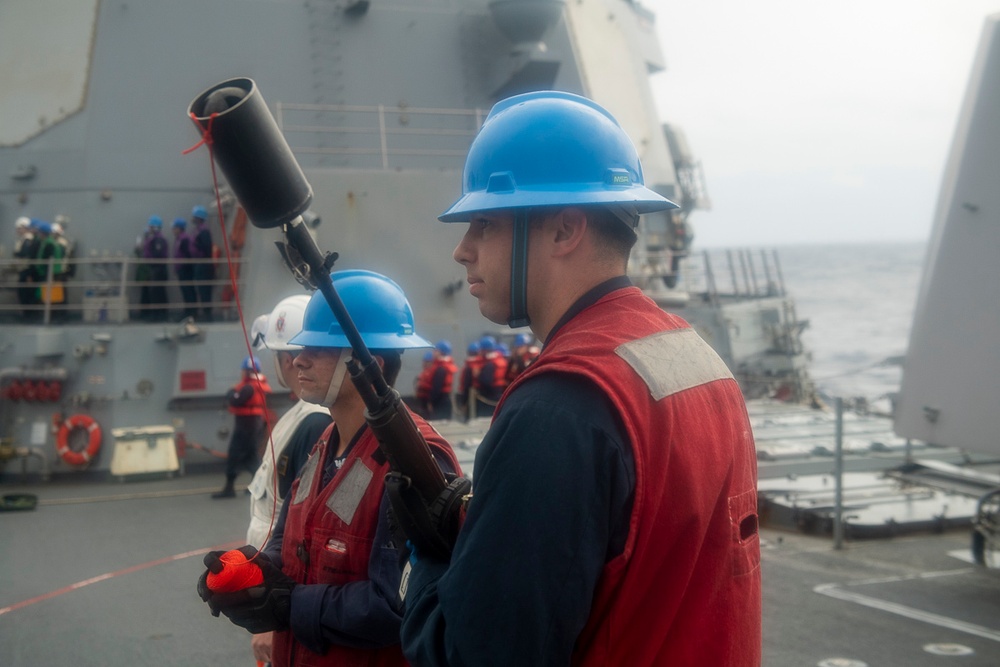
292,453 -> 320,505
326,459 -> 374,526
615,328 -> 734,400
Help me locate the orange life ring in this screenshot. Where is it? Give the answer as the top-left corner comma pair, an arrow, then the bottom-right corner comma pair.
56,415 -> 102,466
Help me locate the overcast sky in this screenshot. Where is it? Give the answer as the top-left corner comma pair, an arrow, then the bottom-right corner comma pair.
647,1 -> 999,247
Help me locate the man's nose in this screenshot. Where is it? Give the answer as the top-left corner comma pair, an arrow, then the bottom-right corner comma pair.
453,225 -> 473,265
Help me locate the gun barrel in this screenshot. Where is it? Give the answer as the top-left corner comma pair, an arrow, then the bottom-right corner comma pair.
365,388 -> 448,504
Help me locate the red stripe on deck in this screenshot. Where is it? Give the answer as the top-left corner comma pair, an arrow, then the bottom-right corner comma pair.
0,540 -> 242,616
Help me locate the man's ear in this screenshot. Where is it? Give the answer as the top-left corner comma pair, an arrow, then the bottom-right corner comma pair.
549,207 -> 588,257
358,353 -> 387,372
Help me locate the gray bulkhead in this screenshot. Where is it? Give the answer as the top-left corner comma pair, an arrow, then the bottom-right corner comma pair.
0,0 -> 684,475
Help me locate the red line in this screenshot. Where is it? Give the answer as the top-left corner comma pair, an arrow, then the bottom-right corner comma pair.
0,540 -> 242,617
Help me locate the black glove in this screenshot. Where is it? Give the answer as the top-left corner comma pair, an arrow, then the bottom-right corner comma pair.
196,545 -> 296,634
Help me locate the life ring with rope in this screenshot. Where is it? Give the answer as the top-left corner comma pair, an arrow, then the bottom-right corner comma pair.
56,414 -> 102,466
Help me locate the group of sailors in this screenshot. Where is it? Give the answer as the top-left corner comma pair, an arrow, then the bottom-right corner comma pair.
134,205 -> 215,322
413,332 -> 540,421
12,215 -> 74,321
7,205 -> 216,323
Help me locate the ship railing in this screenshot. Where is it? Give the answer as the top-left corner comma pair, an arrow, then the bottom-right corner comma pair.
275,102 -> 488,170
676,248 -> 789,302
630,245 -> 790,303
0,255 -> 247,325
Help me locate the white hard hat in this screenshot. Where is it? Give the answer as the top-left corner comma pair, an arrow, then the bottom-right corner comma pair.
54,214 -> 70,225
53,223 -> 64,235
259,294 -> 311,351
16,216 -> 31,229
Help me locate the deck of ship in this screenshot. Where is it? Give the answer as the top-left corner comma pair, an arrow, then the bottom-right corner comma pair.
2,468 -> 999,666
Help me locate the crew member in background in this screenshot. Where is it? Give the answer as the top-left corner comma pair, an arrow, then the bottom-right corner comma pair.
52,215 -> 76,280
198,269 -> 462,667
415,339 -> 458,420
401,91 -> 761,666
171,217 -> 197,320
473,335 -> 507,415
456,341 -> 482,421
245,295 -> 332,665
33,220 -> 66,318
413,351 -> 433,401
14,217 -> 39,319
190,205 -> 215,321
505,332 -> 540,382
212,355 -> 273,499
141,215 -> 170,322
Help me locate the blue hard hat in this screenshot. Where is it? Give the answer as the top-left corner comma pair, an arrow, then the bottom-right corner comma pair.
172,217 -> 187,229
290,269 -> 431,350
514,333 -> 532,347
35,221 -> 52,234
435,340 -> 452,355
479,335 -> 496,352
148,215 -> 163,228
467,342 -> 481,355
439,91 -> 677,222
241,355 -> 261,372
192,205 -> 207,220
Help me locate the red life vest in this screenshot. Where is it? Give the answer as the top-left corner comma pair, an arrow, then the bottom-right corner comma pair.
415,356 -> 457,401
273,413 -> 461,667
499,286 -> 761,667
227,373 -> 272,417
506,345 -> 540,382
476,351 -> 508,391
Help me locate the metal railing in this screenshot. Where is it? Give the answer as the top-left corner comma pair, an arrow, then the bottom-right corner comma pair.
275,102 -> 487,170
678,248 -> 789,300
0,255 -> 247,325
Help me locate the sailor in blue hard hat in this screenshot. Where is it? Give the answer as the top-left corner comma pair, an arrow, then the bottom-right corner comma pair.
442,90 -> 676,332
401,91 -> 760,665
211,353 -> 273,499
506,331 -> 540,382
140,215 -> 170,321
188,204 -> 215,321
290,269 -> 433,408
198,269 -> 462,664
415,339 -> 458,420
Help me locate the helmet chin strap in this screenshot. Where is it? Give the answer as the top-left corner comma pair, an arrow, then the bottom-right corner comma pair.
321,351 -> 349,408
272,352 -> 288,389
508,210 -> 531,328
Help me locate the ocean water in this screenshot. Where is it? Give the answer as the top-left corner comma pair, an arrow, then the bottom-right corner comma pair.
773,241 -> 928,403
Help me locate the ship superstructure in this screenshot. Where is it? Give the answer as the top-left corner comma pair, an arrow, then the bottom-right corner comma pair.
0,0 -> 810,478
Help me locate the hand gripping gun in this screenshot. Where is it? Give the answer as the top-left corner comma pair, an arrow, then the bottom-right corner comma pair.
188,78 -> 468,561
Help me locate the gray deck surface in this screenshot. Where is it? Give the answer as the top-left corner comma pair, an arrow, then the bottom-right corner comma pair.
2,470 -> 999,666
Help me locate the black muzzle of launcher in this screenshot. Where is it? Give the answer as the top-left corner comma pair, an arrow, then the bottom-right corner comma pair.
188,77 -> 312,229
